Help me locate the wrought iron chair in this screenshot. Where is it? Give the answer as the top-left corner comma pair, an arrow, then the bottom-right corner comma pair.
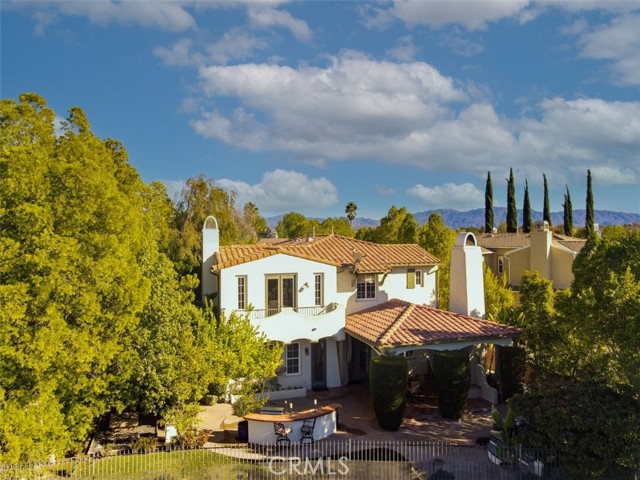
300,417 -> 316,444
273,422 -> 291,445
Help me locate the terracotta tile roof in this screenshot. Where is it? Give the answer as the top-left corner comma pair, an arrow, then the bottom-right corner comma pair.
212,235 -> 440,272
345,299 -> 522,348
477,233 -> 585,253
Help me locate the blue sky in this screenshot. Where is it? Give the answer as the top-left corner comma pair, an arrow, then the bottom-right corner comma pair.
2,1 -> 639,219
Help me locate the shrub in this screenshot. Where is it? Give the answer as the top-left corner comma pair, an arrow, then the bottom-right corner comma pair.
497,345 -> 525,401
431,349 -> 470,420
369,355 -> 408,430
511,381 -> 640,478
131,436 -> 158,453
232,395 -> 266,417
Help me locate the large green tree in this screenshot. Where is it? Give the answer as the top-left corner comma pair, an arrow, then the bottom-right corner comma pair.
171,175 -> 241,276
559,232 -> 640,391
484,171 -> 494,233
276,212 -> 318,239
418,212 -> 455,309
374,206 -> 418,244
506,168 -> 517,233
0,94 -> 150,462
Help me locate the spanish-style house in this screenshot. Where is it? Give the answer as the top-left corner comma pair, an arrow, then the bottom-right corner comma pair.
202,218 -> 521,404
477,221 -> 586,294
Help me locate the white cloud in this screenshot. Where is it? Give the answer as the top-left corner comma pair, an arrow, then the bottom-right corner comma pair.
216,170 -> 338,215
573,165 -> 638,186
206,29 -> 269,65
573,13 -> 640,86
154,39 -> 198,67
187,54 -> 639,186
37,1 -> 196,32
247,4 -> 312,41
389,0 -> 531,31
407,183 -> 484,210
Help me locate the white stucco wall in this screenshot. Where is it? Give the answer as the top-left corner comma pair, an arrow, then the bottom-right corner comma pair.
550,246 -> 576,290
339,267 -> 438,315
217,254 -> 337,313
246,410 -> 338,444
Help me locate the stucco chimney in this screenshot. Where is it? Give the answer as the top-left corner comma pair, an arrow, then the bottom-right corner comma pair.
449,232 -> 485,318
202,216 -> 220,300
530,220 -> 551,281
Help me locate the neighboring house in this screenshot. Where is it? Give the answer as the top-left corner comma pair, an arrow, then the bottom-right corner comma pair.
477,221 -> 586,292
202,218 -> 521,404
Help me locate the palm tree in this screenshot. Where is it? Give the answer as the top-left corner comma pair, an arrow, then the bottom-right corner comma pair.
345,201 -> 358,227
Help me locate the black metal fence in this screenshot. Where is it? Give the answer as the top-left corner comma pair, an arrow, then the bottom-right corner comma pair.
2,440 -> 638,480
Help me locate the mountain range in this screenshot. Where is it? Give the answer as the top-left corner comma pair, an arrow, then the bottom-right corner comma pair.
268,208 -> 640,230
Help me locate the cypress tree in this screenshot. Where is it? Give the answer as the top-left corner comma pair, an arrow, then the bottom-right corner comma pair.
485,171 -> 494,233
543,174 -> 551,225
522,179 -> 532,233
563,185 -> 573,236
585,169 -> 595,237
506,168 -> 517,233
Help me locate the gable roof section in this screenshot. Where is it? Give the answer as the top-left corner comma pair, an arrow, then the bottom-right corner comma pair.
212,235 -> 440,273
477,233 -> 586,253
345,299 -> 522,348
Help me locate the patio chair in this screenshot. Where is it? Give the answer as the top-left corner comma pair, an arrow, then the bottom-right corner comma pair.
300,417 -> 316,444
273,422 -> 291,445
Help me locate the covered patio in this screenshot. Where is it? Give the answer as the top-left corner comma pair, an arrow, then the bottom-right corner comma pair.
345,298 -> 523,405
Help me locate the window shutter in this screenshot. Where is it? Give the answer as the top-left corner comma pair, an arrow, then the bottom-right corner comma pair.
407,269 -> 416,289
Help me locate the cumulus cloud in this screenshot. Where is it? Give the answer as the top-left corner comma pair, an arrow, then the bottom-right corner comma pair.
573,13 -> 640,86
216,170 -> 338,215
388,0 -> 531,31
247,3 -> 312,41
206,29 -> 269,65
187,51 -> 640,183
407,182 -> 484,210
32,1 -> 196,33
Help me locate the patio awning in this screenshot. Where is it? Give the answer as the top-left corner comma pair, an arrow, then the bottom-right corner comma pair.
345,299 -> 522,352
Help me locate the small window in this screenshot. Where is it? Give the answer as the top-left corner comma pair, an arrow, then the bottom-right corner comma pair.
285,343 -> 300,375
237,276 -> 247,309
356,274 -> 376,300
498,257 -> 504,275
415,269 -> 422,286
314,273 -> 323,306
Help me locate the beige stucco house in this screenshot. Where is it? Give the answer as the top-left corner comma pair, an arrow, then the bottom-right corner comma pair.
477,221 -> 586,295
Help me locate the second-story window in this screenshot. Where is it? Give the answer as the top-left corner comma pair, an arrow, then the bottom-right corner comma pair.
498,257 -> 504,275
237,276 -> 247,309
356,274 -> 376,300
415,269 -> 423,286
314,273 -> 323,306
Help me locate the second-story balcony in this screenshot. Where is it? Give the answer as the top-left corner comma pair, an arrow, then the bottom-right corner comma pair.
235,303 -> 338,320
235,303 -> 345,344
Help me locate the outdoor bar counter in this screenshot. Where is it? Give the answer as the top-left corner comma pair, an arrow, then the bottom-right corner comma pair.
244,403 -> 342,444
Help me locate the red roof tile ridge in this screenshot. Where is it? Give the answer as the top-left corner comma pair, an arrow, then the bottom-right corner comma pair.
380,301 -> 415,345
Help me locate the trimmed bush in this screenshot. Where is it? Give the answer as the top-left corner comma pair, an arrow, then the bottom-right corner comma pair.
497,345 -> 525,401
369,355 -> 408,430
431,349 -> 470,420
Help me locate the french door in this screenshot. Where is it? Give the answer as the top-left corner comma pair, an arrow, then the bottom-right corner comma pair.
266,275 -> 296,315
